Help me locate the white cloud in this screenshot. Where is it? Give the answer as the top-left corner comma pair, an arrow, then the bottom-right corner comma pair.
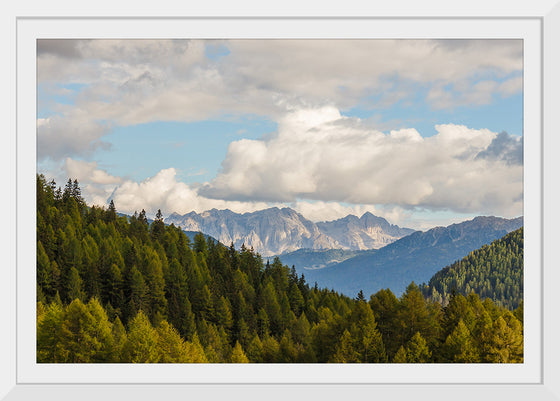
60,158 -> 122,206
64,158 -> 122,185
199,107 -> 523,217
36,39 -> 524,221
224,40 -> 522,105
89,167 -> 424,225
37,39 -> 523,161
498,76 -> 523,97
37,113 -> 111,161
108,168 -> 274,218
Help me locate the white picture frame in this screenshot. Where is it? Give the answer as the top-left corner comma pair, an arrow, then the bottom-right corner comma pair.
3,0 -> 560,399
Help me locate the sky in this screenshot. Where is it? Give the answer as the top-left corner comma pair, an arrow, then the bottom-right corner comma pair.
37,39 -> 523,230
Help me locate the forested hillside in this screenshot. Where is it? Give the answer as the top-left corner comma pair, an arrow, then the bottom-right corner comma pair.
301,216 -> 523,297
36,175 -> 523,363
420,227 -> 523,310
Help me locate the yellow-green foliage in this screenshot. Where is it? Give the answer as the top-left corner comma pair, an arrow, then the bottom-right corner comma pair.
36,175 -> 523,363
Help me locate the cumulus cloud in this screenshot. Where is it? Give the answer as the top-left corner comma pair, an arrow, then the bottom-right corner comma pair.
37,39 -> 523,161
60,158 -> 122,206
91,167 -> 421,225
36,39 -> 524,221
200,107 -> 523,217
64,158 -> 122,185
476,131 -> 523,165
108,168 -> 275,218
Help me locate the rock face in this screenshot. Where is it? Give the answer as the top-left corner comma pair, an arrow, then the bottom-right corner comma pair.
165,208 -> 414,256
317,212 -> 416,250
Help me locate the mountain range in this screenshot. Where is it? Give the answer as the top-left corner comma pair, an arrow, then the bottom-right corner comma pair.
166,207 -> 523,298
165,207 -> 415,256
296,215 -> 523,297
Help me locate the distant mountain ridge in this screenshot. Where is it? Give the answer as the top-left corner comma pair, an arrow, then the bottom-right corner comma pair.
165,207 -> 415,256
317,212 -> 415,250
295,215 -> 523,297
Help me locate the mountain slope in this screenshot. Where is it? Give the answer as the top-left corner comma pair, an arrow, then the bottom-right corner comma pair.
166,208 -> 413,256
317,212 -> 416,250
166,207 -> 337,256
273,248 -> 370,271
420,227 -> 523,309
296,216 -> 523,297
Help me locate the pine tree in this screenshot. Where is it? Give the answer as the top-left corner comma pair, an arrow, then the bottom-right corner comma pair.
124,310 -> 160,363
349,300 -> 387,363
292,312 -> 311,346
257,307 -> 270,338
106,200 -> 117,222
59,299 -> 112,363
213,295 -> 234,330
332,330 -> 359,363
278,330 -> 299,362
370,288 -> 399,356
35,176 -> 524,364
514,300 -> 524,324
37,302 -> 67,363
246,334 -> 264,363
85,298 -> 116,362
261,335 -> 280,363
150,209 -> 165,243
156,320 -> 191,363
230,341 -> 250,363
112,316 -> 128,362
66,267 -> 85,303
471,309 -> 494,362
37,241 -> 51,298
396,283 -> 435,352
142,248 -> 168,324
356,290 -> 365,302
443,319 -> 479,363
183,333 -> 209,363
406,332 -> 431,363
488,314 -> 523,363
165,258 -> 195,339
126,265 -> 147,321
392,346 -> 408,363
288,282 -> 304,316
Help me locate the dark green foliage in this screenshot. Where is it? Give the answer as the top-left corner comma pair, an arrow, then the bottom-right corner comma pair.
421,227 -> 523,310
36,176 -> 523,363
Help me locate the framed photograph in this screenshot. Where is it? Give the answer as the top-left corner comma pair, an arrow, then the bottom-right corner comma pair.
4,0 -> 560,399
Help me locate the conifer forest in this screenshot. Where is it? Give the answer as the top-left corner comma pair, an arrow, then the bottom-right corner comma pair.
36,175 -> 523,363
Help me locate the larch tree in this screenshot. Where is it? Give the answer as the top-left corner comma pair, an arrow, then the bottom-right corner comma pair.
125,310 -> 160,363
230,341 -> 250,363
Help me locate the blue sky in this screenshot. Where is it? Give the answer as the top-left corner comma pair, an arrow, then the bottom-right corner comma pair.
37,39 -> 523,230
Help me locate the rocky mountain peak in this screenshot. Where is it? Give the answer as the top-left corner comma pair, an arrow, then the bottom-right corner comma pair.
165,207 -> 414,256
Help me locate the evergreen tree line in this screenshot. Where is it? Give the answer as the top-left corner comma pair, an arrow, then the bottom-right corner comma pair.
36,175 -> 523,363
420,227 -> 523,310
